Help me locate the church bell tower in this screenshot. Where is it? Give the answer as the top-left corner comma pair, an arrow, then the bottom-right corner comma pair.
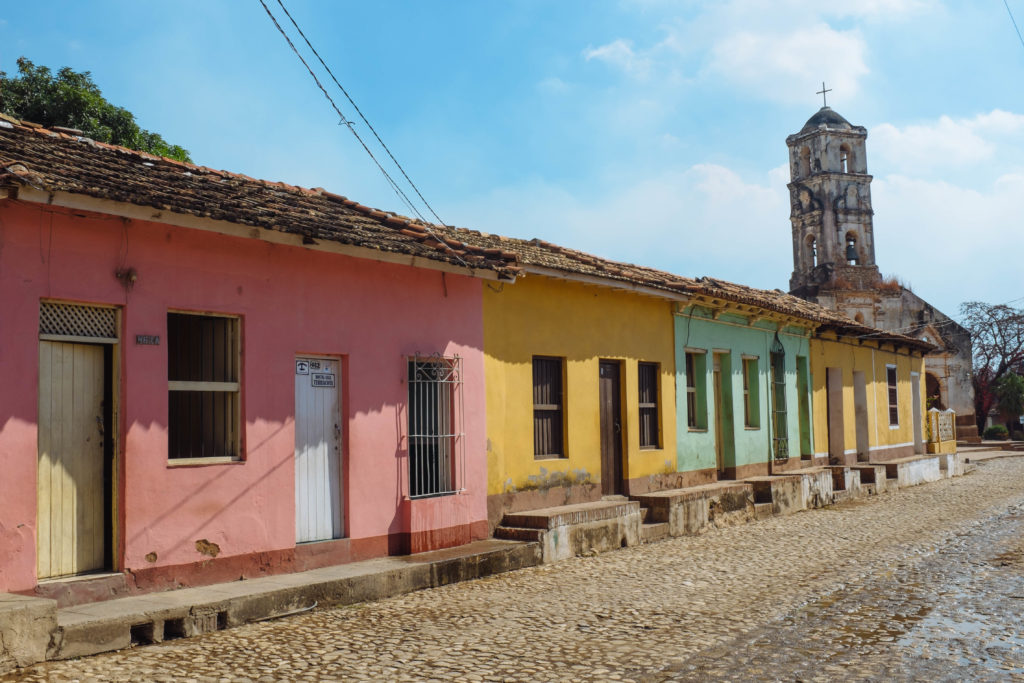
787,105 -> 880,297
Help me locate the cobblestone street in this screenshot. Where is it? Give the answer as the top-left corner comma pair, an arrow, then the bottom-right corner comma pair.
9,456 -> 1024,682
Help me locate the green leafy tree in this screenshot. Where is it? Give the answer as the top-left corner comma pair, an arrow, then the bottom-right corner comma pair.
0,57 -> 191,162
995,372 -> 1024,432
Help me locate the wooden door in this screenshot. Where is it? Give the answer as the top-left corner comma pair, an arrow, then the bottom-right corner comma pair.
713,357 -> 725,474
853,371 -> 870,461
295,357 -> 343,543
826,367 -> 845,465
599,361 -> 623,496
37,341 -> 108,579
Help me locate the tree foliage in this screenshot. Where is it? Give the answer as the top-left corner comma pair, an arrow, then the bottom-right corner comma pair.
995,372 -> 1024,426
0,57 -> 191,162
960,300 -> 1024,429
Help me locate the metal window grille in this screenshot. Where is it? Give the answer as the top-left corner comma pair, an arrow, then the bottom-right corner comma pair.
408,354 -> 464,498
685,353 -> 698,428
770,334 -> 789,461
638,362 -> 659,448
887,366 -> 899,425
533,357 -> 564,458
39,301 -> 117,340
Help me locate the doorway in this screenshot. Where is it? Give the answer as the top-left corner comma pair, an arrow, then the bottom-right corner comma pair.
712,352 -> 735,477
37,301 -> 117,580
853,371 -> 870,462
826,367 -> 845,465
294,356 -> 343,543
599,361 -> 624,496
911,372 -> 924,455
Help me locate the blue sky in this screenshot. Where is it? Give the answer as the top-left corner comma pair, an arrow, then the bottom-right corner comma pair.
2,0 -> 1023,317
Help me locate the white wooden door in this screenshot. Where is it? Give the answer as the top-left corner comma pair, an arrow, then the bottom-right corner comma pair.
37,341 -> 107,579
294,357 -> 343,543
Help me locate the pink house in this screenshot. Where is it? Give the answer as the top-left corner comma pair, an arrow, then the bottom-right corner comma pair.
0,117 -> 518,600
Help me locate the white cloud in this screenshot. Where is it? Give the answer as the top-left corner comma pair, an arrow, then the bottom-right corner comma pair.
872,109 -> 1024,173
707,23 -> 868,104
583,39 -> 652,79
872,171 -> 1024,313
537,76 -> 570,94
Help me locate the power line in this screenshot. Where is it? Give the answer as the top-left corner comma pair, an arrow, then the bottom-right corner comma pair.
273,0 -> 449,228
1005,0 -> 1024,51
256,0 -> 470,268
256,0 -> 418,219
256,0 -> 471,270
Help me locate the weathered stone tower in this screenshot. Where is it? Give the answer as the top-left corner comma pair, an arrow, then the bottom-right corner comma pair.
785,105 -> 979,440
787,106 -> 880,297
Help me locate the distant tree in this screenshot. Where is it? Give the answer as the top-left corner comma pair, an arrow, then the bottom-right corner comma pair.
960,300 -> 1024,431
0,57 -> 191,162
995,372 -> 1024,431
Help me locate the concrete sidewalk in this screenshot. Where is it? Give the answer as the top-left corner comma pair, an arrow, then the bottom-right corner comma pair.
0,539 -> 539,673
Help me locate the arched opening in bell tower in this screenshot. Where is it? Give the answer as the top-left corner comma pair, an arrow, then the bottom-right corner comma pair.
845,233 -> 860,265
799,147 -> 811,177
806,235 -> 818,267
839,144 -> 851,173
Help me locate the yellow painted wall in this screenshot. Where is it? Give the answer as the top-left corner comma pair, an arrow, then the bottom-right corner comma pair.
483,274 -> 677,495
810,335 -> 926,456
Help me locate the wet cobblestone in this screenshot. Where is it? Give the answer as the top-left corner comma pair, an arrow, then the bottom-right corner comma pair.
9,457 -> 1024,682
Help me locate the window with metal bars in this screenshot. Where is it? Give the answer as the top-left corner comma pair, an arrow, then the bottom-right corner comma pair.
408,355 -> 463,498
770,335 -> 788,461
887,365 -> 899,426
685,351 -> 707,430
532,356 -> 565,458
638,362 -> 660,449
742,357 -> 760,429
167,312 -> 241,460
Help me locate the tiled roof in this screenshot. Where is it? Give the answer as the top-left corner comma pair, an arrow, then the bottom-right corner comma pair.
0,115 -> 520,278
0,114 -> 930,351
455,231 -> 933,352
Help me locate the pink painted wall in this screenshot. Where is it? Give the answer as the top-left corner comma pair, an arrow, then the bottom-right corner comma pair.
0,200 -> 488,593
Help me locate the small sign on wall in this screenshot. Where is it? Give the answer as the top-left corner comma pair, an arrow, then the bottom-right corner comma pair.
295,359 -> 310,375
136,335 -> 160,345
311,373 -> 335,388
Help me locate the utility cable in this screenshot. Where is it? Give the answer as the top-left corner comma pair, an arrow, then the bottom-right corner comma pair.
260,0 -> 419,219
274,0 -> 450,229
257,0 -> 471,269
1004,0 -> 1024,52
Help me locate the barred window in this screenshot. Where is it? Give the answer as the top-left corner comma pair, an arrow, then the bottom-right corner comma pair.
168,312 -> 241,460
533,357 -> 565,458
685,351 -> 707,430
743,357 -> 760,429
887,365 -> 899,426
408,355 -> 463,498
770,346 -> 788,460
638,362 -> 660,449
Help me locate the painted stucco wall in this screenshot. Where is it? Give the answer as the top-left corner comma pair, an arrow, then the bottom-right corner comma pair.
674,309 -> 813,473
0,201 -> 487,593
483,274 -> 677,496
809,335 -> 925,457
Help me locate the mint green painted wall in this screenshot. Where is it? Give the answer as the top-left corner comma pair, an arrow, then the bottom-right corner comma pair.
674,311 -> 813,472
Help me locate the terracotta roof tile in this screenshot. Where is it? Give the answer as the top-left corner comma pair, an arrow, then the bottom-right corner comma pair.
0,118 -> 518,278
449,230 -> 931,351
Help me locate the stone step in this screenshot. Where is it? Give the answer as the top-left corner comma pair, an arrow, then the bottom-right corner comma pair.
640,522 -> 669,543
753,502 -> 773,520
502,499 -> 640,530
493,526 -> 544,543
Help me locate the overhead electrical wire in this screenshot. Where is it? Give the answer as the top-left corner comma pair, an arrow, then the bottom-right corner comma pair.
256,0 -> 471,268
1004,0 -> 1024,51
273,0 -> 449,229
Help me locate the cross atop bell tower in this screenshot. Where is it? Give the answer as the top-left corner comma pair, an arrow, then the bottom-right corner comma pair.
786,103 -> 880,297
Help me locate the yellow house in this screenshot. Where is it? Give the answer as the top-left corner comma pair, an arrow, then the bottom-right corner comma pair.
482,239 -> 680,528
810,328 -> 930,464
